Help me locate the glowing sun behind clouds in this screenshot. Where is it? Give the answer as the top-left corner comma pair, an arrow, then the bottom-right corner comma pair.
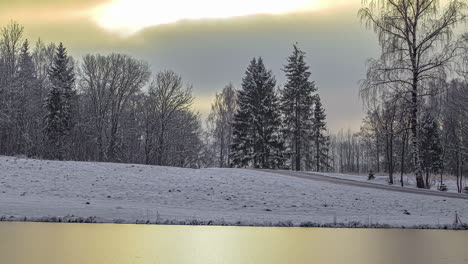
92,0 -> 323,35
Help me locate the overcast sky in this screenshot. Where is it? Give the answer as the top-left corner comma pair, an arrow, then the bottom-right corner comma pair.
0,0 -> 382,132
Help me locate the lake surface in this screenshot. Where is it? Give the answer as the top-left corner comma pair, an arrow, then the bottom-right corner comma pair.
0,222 -> 467,264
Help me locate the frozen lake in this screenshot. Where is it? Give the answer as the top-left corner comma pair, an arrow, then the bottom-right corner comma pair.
0,222 -> 467,264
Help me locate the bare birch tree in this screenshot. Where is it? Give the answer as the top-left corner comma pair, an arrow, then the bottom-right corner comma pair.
207,83 -> 237,167
359,0 -> 467,188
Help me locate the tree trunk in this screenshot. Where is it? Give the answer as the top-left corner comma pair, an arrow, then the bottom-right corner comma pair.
425,169 -> 430,189
400,131 -> 407,187
316,135 -> 320,172
97,132 -> 104,162
144,118 -> 151,165
157,122 -> 166,166
458,149 -> 462,193
339,142 -> 343,173
107,116 -> 120,162
389,130 -> 394,185
219,127 -> 224,168
440,170 -> 443,186
410,88 -> 425,188
227,125 -> 232,167
357,144 -> 360,174
295,121 -> 301,171
376,136 -> 380,173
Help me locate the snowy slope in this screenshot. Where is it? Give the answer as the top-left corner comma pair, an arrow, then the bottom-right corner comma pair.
0,156 -> 467,227
313,172 -> 465,194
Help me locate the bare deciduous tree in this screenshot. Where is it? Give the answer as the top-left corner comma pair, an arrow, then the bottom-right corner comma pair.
80,53 -> 150,162
359,0 -> 467,188
0,21 -> 24,155
207,83 -> 237,168
145,70 -> 193,166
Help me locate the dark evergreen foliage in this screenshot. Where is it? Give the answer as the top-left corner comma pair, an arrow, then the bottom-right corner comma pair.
230,57 -> 286,168
44,42 -> 75,159
312,95 -> 330,172
281,44 -> 317,170
48,43 -> 75,133
44,85 -> 64,159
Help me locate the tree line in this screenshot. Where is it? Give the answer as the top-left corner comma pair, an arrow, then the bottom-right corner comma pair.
0,22 -> 330,170
1,0 -> 466,189
0,22 -> 203,167
327,0 -> 467,191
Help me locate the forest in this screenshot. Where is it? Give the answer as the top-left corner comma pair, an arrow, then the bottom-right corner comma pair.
0,0 -> 467,191
0,23 -> 330,170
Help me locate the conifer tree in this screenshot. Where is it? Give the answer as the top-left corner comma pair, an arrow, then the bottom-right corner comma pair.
44,85 -> 64,159
48,43 -> 75,133
312,95 -> 330,172
17,40 -> 36,86
281,44 -> 316,170
44,42 -> 75,159
230,57 -> 285,168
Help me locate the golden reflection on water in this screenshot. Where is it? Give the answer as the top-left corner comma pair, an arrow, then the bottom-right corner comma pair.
0,222 -> 467,264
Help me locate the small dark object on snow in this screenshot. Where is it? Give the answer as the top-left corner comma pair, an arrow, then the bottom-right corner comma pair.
368,170 -> 375,180
454,212 -> 463,225
439,184 -> 448,192
403,210 -> 410,215
265,209 -> 272,212
85,202 -> 90,205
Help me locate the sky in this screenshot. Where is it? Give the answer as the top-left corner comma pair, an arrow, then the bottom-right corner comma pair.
0,0 -> 382,132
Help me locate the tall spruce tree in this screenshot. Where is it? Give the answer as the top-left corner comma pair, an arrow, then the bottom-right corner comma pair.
17,40 -> 36,89
44,42 -> 75,160
230,57 -> 285,168
281,44 -> 316,171
44,85 -> 64,159
312,95 -> 330,172
49,43 -> 75,133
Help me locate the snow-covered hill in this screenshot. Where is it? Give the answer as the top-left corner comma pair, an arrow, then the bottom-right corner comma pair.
0,156 -> 466,227
313,172 -> 465,194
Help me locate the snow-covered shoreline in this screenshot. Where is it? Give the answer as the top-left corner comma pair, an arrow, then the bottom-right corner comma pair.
1,156 -> 467,228
2,217 -> 468,230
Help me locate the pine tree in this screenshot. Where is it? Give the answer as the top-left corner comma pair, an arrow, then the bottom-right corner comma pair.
230,57 -> 286,168
44,85 -> 64,159
17,40 -> 36,86
44,42 -> 75,160
312,95 -> 330,172
48,43 -> 75,133
420,112 -> 443,189
281,44 -> 316,170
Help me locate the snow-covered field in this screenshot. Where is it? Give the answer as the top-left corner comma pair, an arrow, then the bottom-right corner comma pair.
313,172 -> 466,194
0,156 -> 467,227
